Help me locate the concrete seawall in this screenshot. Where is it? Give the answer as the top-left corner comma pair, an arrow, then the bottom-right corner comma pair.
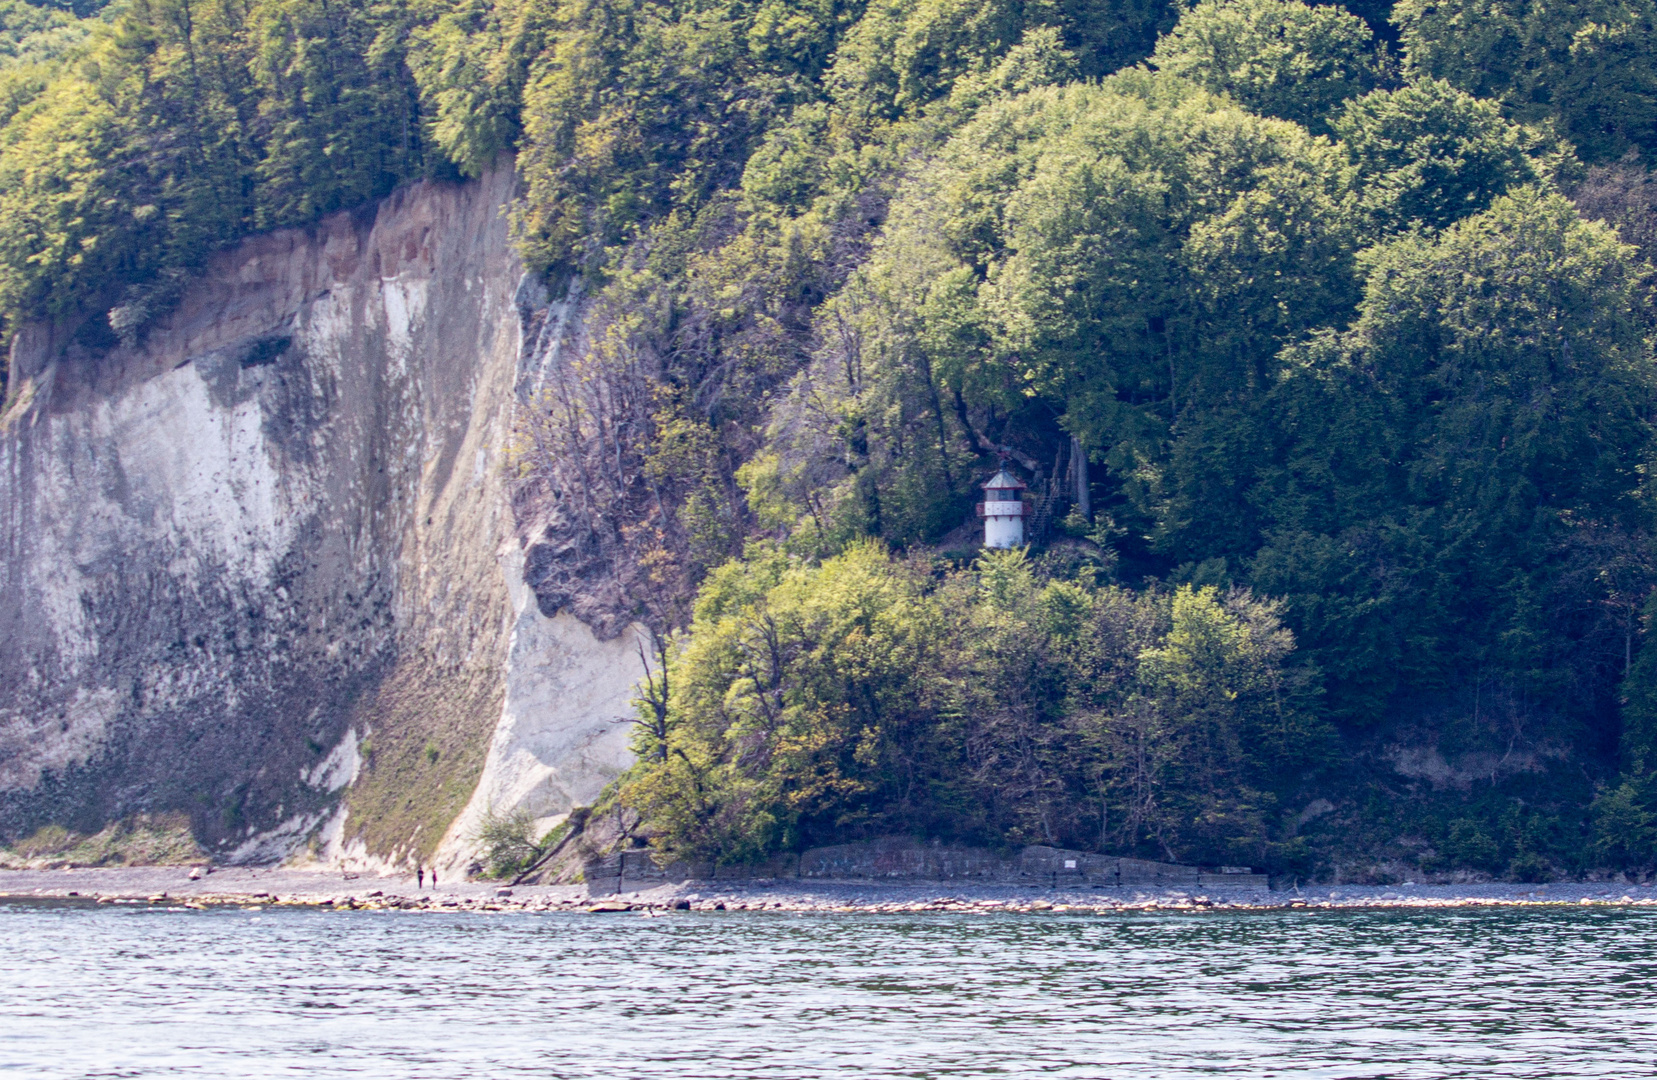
585,837 -> 1269,895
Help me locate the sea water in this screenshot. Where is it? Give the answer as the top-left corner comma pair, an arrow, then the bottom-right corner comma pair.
2,900 -> 1653,1078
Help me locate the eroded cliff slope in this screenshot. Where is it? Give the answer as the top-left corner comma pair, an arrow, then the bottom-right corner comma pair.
0,167 -> 641,867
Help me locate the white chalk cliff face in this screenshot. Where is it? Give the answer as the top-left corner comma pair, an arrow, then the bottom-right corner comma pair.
0,166 -> 640,866
434,553 -> 647,877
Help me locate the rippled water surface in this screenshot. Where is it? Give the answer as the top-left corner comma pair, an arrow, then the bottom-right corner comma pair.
3,901 -> 1655,1078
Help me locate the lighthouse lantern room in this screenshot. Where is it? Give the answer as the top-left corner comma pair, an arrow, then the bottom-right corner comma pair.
977,460 -> 1027,549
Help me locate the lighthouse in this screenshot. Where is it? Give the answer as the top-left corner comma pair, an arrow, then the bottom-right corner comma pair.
977,463 -> 1028,548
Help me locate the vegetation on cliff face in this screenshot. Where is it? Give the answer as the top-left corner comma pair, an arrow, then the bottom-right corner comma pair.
624,544 -> 1325,869
0,812 -> 206,868
11,0 -> 1657,877
0,0 -> 430,348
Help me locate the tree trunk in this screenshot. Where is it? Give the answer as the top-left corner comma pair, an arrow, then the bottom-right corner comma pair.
1072,436 -> 1090,522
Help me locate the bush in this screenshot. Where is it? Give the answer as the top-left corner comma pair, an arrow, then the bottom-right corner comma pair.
1593,780 -> 1657,869
474,809 -> 541,879
1444,818 -> 1501,872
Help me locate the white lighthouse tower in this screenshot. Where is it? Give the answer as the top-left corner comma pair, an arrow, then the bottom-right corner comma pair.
977,460 -> 1028,548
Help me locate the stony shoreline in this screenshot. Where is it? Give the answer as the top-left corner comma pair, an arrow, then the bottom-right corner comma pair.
3,866 -> 1657,915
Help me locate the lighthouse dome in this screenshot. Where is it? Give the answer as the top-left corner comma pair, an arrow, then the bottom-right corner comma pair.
982,469 -> 1026,493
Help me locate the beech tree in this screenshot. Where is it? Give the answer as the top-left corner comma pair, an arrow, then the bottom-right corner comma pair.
1396,0 -> 1657,163
1333,78 -> 1556,230
621,544 -> 1321,867
1151,0 -> 1381,133
1255,188 -> 1657,721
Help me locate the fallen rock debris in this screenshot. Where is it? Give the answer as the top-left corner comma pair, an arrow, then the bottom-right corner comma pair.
39,891 -> 1657,915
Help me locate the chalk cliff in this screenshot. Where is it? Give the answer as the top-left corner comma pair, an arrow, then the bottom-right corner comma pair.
0,166 -> 640,867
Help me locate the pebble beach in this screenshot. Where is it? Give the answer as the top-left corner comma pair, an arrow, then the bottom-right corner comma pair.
3,866 -> 1656,915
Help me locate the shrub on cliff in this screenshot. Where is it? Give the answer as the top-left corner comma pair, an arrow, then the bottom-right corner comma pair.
475,809 -> 543,878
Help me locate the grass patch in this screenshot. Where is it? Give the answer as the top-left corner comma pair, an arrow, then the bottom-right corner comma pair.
340,654 -> 501,865
0,813 -> 207,868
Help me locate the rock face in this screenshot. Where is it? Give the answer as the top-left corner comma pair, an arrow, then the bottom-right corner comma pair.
0,166 -> 640,865
432,548 -> 645,878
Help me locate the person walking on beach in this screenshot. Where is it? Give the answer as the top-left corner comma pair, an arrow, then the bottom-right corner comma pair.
417,865 -> 425,889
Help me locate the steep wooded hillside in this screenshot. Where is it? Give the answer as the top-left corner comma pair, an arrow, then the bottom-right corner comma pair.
10,0 -> 1657,880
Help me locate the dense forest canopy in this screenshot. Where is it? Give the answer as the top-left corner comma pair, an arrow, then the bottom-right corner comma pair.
10,0 -> 1657,878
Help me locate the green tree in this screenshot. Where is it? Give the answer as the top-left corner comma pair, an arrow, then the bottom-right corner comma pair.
0,0 -> 257,331
0,0 -> 433,346
930,548 -> 1089,846
802,71 -> 1364,561
408,0 -> 544,177
622,542 -> 947,860
622,544 -> 1325,867
1397,0 -> 1657,163
1333,78 -> 1557,230
514,0 -> 848,278
1151,0 -> 1381,134
250,0 -> 425,228
1103,584 -> 1321,864
1255,187 -> 1657,722
1594,591 -> 1657,868
0,0 -> 83,70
